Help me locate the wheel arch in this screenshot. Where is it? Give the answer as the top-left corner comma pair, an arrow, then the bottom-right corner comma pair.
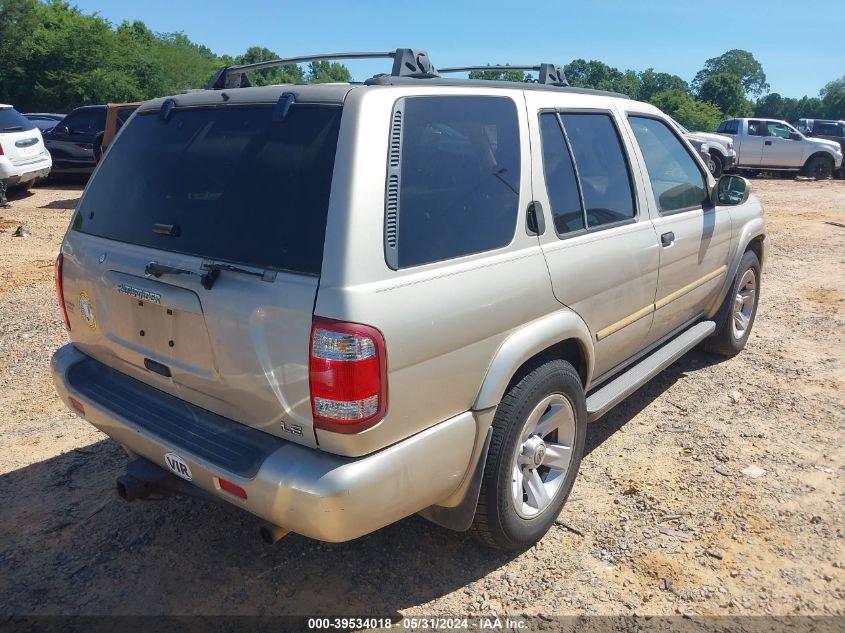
803,151 -> 835,170
473,310 -> 594,411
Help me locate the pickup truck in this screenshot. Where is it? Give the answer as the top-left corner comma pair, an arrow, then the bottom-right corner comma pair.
671,118 -> 736,178
716,117 -> 842,179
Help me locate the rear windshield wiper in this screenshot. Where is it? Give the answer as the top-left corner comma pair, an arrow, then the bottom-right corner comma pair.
201,260 -> 277,288
144,260 -> 275,290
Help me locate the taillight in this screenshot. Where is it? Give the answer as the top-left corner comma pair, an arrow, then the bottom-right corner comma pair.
0,142 -> 4,155
55,253 -> 71,330
309,317 -> 387,433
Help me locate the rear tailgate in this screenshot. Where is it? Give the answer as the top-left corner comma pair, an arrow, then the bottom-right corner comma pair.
60,100 -> 344,448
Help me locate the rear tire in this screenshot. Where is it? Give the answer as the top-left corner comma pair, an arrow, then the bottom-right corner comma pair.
704,251 -> 760,357
802,155 -> 833,180
470,359 -> 586,550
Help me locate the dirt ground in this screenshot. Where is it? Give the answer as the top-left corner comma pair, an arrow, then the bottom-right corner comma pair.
0,179 -> 843,621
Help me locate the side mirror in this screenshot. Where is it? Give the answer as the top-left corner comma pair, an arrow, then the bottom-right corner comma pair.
789,132 -> 802,141
714,175 -> 751,206
52,125 -> 70,136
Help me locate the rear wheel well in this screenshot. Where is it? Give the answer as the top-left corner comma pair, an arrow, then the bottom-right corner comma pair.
506,338 -> 588,393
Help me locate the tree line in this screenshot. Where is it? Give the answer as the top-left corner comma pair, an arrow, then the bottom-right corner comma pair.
1,0 -> 843,132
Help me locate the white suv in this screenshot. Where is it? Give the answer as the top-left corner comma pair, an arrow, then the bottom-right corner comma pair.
0,104 -> 52,192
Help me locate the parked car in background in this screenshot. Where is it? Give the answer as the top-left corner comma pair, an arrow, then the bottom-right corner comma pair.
52,49 -> 767,551
93,102 -> 140,161
0,104 -> 52,191
23,113 -> 66,133
671,117 -> 736,177
796,119 -> 845,177
43,105 -> 106,176
717,117 -> 842,179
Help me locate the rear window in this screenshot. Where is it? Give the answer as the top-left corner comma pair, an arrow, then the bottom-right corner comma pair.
717,120 -> 739,135
73,104 -> 342,275
0,107 -> 35,132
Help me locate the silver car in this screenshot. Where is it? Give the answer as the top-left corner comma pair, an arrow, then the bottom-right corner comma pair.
52,49 -> 767,550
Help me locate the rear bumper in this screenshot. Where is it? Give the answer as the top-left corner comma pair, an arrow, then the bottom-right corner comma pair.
0,156 -> 52,183
51,344 -> 478,542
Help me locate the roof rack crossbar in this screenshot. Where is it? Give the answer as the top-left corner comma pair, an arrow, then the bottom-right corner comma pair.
208,48 -> 438,90
438,63 -> 570,87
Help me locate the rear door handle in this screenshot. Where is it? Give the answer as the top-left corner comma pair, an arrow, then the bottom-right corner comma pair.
661,231 -> 675,247
764,140 -> 772,146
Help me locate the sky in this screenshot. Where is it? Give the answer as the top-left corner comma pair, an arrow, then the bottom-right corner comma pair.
72,0 -> 844,98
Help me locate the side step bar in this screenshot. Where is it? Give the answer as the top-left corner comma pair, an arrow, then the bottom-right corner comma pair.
586,320 -> 716,422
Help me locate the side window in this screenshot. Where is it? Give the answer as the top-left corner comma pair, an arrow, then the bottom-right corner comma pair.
629,116 -> 707,214
748,120 -> 764,136
390,96 -> 521,268
65,109 -> 105,134
718,120 -> 738,135
766,122 -> 792,139
538,113 -> 584,235
559,112 -> 636,228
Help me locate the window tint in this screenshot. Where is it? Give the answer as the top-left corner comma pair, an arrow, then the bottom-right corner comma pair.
0,107 -> 35,132
814,122 -> 842,136
559,113 -> 635,228
538,113 -> 584,235
629,116 -> 706,214
747,120 -> 764,136
393,96 -> 520,268
63,108 -> 105,134
718,119 -> 739,135
74,105 -> 342,275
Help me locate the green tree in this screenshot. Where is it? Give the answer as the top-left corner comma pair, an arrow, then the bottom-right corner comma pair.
234,46 -> 303,86
649,89 -> 723,132
755,92 -> 785,118
637,68 -> 689,102
673,99 -> 723,132
306,60 -> 351,83
820,76 -> 845,119
0,0 -> 39,104
692,49 -> 769,96
698,73 -> 751,117
468,65 -> 530,82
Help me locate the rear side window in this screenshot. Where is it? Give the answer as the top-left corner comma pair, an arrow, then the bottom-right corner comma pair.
629,116 -> 707,214
718,120 -> 739,135
538,113 -> 584,235
387,96 -> 520,268
0,107 -> 35,132
559,113 -> 636,228
815,122 -> 843,136
74,105 -> 342,275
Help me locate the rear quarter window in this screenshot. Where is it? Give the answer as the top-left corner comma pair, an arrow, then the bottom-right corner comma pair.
386,95 -> 521,269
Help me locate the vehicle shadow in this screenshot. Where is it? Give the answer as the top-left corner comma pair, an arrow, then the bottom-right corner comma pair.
585,348 -> 724,457
0,350 -> 723,617
40,198 -> 80,210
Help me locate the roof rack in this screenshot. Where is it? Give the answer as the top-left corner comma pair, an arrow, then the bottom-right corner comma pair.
207,48 -> 438,90
438,64 -> 569,87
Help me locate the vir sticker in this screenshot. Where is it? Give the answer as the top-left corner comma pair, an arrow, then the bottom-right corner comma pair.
78,291 -> 97,330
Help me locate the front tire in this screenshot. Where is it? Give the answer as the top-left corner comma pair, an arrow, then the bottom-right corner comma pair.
708,151 -> 724,178
705,251 -> 761,356
803,155 -> 833,180
471,359 -> 586,550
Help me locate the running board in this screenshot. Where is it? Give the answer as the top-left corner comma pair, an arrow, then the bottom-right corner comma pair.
586,320 -> 716,422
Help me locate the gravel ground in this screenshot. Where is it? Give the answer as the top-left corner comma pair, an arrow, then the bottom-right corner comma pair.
0,180 -> 842,620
